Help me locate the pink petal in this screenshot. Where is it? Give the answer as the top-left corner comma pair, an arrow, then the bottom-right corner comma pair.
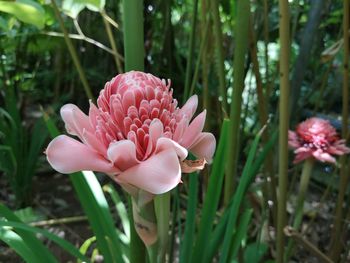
312,149 -> 336,163
117,148 -> 181,194
180,110 -> 206,148
107,140 -> 140,171
189,132 -> 216,162
46,135 -> 117,174
155,137 -> 188,161
144,119 -> 164,158
179,95 -> 198,120
60,104 -> 92,138
288,130 -> 300,148
293,152 -> 313,164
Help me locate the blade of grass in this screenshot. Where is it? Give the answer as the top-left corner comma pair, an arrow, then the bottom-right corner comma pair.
0,203 -> 57,263
104,184 -> 130,240
229,208 -> 253,261
191,119 -> 230,263
204,130 -> 277,262
179,172 -> 199,263
0,220 -> 90,262
220,127 -> 264,263
0,228 -> 39,263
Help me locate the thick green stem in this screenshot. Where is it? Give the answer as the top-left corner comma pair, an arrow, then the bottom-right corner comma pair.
277,0 -> 290,262
225,0 -> 250,205
122,1 -> 146,262
101,10 -> 123,74
154,192 -> 171,263
293,159 -> 314,229
51,0 -> 94,100
329,0 -> 349,260
211,0 -> 228,113
183,0 -> 199,103
123,0 -> 144,72
286,158 -> 314,260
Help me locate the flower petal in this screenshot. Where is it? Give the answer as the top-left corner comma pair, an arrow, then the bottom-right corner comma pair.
189,132 -> 216,162
46,135 -> 116,174
155,137 -> 188,161
180,110 -> 206,148
179,95 -> 198,120
312,149 -> 336,163
107,140 -> 140,171
60,104 -> 92,138
117,148 -> 181,194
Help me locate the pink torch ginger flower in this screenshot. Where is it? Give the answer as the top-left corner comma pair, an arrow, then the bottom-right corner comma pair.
46,71 -> 216,194
288,117 -> 350,164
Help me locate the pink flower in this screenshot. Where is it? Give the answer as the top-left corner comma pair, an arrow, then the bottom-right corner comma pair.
288,117 -> 350,164
46,71 -> 216,194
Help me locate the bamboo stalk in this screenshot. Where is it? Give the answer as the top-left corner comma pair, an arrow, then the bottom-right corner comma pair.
101,10 -> 123,73
248,14 -> 278,226
50,0 -> 94,100
224,0 -> 250,205
329,0 -> 349,260
183,0 -> 199,103
277,0 -> 290,262
211,0 -> 228,113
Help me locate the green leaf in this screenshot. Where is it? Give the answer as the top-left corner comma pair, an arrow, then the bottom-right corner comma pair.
62,0 -> 105,18
0,203 -> 57,263
0,220 -> 90,262
0,145 -> 16,175
62,0 -> 85,18
0,228 -> 39,263
191,119 -> 230,263
244,242 -> 269,263
0,0 -> 45,28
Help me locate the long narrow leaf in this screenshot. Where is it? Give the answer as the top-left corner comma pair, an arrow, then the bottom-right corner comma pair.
0,228 -> 40,263
0,221 -> 90,262
191,119 -> 230,262
0,203 -> 57,263
179,172 -> 199,263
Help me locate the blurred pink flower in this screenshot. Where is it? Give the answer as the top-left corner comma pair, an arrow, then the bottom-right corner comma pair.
46,71 -> 216,194
288,117 -> 350,164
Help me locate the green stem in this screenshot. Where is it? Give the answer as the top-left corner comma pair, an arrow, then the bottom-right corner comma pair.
211,0 -> 228,113
225,0 -> 250,205
286,158 -> 314,260
128,197 -> 147,263
50,0 -> 94,101
293,158 -> 314,229
122,0 -> 144,72
154,192 -> 171,263
101,10 -> 123,74
122,1 -> 146,262
329,0 -> 349,260
183,0 -> 199,103
277,0 -> 290,262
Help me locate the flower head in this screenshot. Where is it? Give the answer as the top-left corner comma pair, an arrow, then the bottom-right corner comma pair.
46,71 -> 216,194
288,117 -> 350,164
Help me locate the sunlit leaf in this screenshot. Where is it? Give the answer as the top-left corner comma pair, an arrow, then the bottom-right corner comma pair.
0,0 -> 45,28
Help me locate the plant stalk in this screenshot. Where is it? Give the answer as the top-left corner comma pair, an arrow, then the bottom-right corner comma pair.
277,0 -> 290,262
101,10 -> 123,74
154,192 -> 171,263
225,0 -> 250,205
329,0 -> 349,260
122,1 -> 146,262
183,0 -> 199,103
50,0 -> 94,101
